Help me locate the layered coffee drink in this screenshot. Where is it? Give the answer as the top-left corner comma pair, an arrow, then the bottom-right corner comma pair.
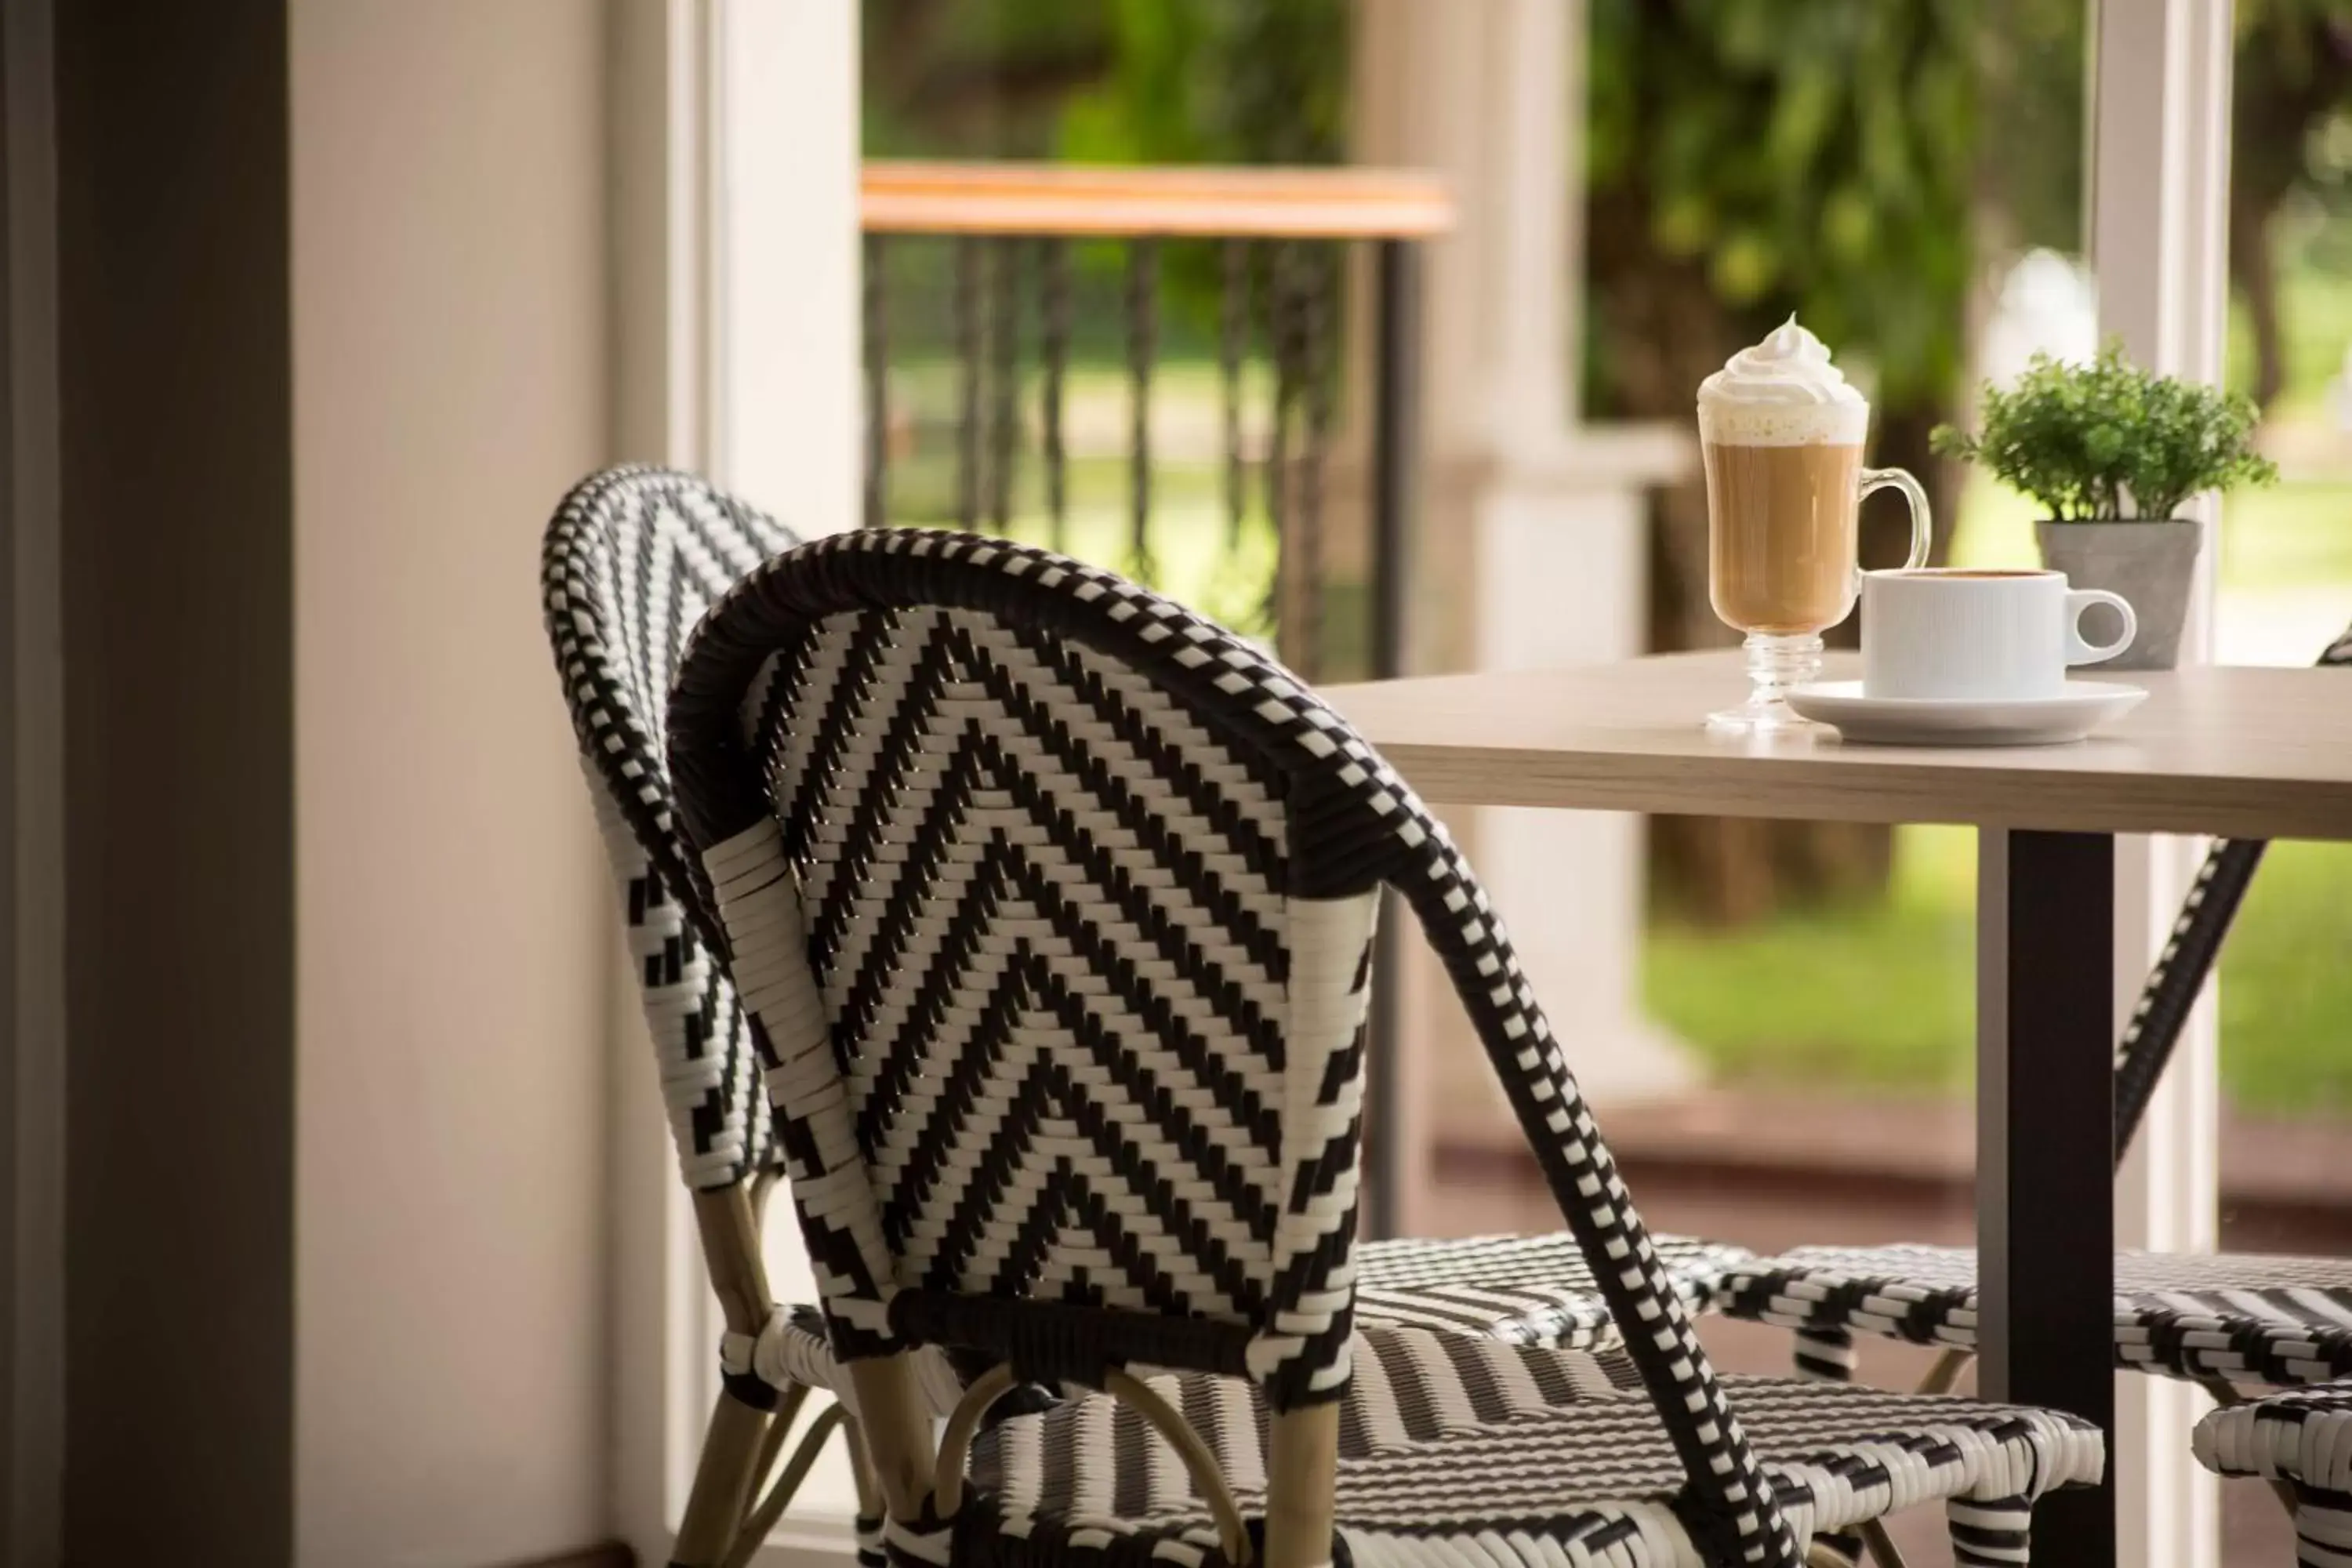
1699,318 -> 1871,635
1704,441 -> 1866,633
1697,318 -> 1930,733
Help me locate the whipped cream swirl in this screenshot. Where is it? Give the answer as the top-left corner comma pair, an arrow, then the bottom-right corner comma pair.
1697,316 -> 1868,445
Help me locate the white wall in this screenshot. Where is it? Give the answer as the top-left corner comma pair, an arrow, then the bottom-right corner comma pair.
291,3 -> 615,1562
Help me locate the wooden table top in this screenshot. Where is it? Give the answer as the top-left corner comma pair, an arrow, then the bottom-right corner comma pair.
1320,651 -> 2352,840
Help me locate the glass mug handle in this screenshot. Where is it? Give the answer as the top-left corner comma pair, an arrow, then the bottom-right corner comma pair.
1857,466 -> 1933,588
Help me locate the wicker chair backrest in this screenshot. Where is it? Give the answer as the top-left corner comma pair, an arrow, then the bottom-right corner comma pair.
667,528 -> 1795,1564
542,465 -> 798,1189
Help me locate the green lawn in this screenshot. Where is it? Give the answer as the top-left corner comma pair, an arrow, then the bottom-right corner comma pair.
1645,827 -> 1978,1098
1645,825 -> 2352,1117
2219,482 -> 2352,590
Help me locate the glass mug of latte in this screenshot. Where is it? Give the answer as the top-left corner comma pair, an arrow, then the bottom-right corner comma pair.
1697,318 -> 1931,733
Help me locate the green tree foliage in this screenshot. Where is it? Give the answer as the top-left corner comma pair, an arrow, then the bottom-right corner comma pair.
1584,0 -> 2009,418
2228,0 -> 2352,410
1055,0 -> 1348,168
861,0 -> 1349,355
1053,0 -> 1349,349
862,0 -> 1117,158
862,0 -> 1347,165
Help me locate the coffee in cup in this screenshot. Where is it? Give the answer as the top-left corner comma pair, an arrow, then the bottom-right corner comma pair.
1860,568 -> 2136,701
1698,318 -> 1932,733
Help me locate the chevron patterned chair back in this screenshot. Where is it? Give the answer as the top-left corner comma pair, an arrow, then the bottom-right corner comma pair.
543,465 -> 800,1191
666,528 -> 1803,1568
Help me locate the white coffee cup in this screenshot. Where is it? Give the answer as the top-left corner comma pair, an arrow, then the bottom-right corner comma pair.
1860,568 -> 2136,700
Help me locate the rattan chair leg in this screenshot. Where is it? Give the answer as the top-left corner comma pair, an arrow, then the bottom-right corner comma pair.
1264,1402 -> 1340,1568
692,1185 -> 775,1339
673,1183 -> 783,1568
1859,1518 -> 1909,1568
1790,1323 -> 1874,1568
721,1404 -> 848,1568
742,1381 -> 812,1524
1813,1528 -> 1864,1565
1946,1494 -> 2032,1568
672,1388 -> 770,1568
1915,1348 -> 1973,1396
844,1416 -> 887,1568
1795,1326 -> 1859,1383
848,1354 -> 940,1522
1105,1370 -> 1253,1566
931,1363 -> 1020,1518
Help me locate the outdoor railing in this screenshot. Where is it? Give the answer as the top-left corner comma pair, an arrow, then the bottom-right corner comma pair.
859,160 -> 1452,1230
858,159 -> 1448,687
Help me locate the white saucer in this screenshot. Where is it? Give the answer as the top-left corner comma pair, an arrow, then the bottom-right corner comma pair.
1783,680 -> 2147,746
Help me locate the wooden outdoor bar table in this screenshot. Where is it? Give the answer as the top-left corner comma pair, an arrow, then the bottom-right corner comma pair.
1322,648 -> 2352,1568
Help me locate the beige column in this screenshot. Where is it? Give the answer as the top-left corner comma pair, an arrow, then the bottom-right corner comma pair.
2094,4 -> 2231,1565
1352,0 -> 1695,1224
290,5 -> 616,1561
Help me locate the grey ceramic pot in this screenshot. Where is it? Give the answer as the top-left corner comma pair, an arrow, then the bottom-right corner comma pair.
2034,517 -> 2204,671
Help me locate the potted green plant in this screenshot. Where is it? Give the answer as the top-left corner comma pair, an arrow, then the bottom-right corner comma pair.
1931,342 -> 2277,669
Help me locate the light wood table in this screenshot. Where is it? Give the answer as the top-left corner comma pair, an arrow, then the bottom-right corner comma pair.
1323,650 -> 2352,1568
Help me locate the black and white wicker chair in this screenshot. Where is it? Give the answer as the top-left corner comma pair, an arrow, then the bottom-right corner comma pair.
664,528 -> 2103,1568
546,470 -> 1747,1566
546,466 -> 890,1568
1718,620 -> 2352,1414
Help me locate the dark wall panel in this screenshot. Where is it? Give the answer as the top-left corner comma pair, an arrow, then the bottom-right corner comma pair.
56,0 -> 295,1559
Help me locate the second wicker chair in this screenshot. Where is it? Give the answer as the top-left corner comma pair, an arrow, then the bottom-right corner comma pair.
545,470 -> 1748,1567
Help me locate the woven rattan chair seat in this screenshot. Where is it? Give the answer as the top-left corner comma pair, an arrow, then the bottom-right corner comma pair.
1723,1244 -> 2352,1388
892,1326 -> 2101,1568
1356,1231 -> 1750,1348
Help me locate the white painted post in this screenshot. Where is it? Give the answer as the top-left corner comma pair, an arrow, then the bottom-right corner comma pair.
707,0 -> 862,535
608,0 -> 864,1558
2090,3 -> 2233,1566
1352,0 -> 1694,1219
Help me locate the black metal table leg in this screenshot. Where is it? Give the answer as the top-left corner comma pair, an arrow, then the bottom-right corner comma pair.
1977,828 -> 2117,1565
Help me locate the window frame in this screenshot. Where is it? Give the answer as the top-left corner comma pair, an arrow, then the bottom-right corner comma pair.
608,2 -> 862,1563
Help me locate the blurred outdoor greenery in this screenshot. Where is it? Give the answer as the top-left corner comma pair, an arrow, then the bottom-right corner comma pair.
858,0 -> 2352,1116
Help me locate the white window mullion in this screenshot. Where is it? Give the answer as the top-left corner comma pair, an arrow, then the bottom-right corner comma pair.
2089,4 -> 2234,1567
609,1 -> 862,1562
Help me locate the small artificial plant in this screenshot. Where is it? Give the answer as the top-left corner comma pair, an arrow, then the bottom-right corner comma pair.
1930,340 -> 2277,521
